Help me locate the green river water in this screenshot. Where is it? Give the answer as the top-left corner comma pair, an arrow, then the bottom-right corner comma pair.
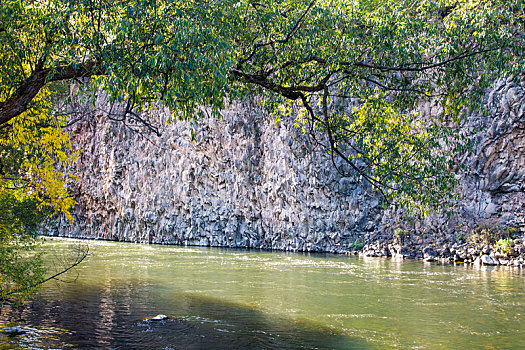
1,238 -> 524,349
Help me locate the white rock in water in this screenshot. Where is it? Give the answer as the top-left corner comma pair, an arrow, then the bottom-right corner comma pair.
151,314 -> 169,320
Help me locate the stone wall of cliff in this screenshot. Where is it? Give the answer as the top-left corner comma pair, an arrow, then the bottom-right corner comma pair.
48,79 -> 525,253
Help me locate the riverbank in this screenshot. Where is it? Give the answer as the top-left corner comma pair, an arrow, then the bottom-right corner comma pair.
357,234 -> 525,268
44,231 -> 525,268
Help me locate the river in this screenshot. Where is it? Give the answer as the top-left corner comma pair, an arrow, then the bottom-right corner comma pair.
1,238 -> 524,349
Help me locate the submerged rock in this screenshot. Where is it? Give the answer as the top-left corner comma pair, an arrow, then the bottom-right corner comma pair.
1,326 -> 26,337
139,314 -> 171,323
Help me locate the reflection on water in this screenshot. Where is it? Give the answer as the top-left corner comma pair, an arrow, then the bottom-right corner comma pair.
1,238 -> 524,349
1,283 -> 355,349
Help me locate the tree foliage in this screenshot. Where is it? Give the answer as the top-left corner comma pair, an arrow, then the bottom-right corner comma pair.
1,0 -> 523,212
227,0 -> 524,210
0,83 -> 75,304
0,192 -> 46,304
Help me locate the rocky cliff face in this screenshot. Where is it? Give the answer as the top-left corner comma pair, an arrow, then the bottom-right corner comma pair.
48,79 -> 525,254
462,79 -> 525,221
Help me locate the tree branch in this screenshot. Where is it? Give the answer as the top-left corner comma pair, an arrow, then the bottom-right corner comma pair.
363,76 -> 430,96
0,62 -> 103,126
353,47 -> 498,72
230,68 -> 330,99
237,0 -> 317,67
2,245 -> 89,302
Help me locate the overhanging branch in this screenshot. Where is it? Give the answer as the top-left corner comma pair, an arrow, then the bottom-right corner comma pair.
0,61 -> 103,126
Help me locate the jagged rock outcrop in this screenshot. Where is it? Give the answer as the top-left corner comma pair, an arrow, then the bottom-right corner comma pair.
463,79 -> 525,222
48,79 -> 525,255
52,96 -> 382,253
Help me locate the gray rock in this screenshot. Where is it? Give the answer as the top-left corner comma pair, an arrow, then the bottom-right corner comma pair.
398,247 -> 416,259
423,247 -> 437,262
499,259 -> 509,265
454,254 -> 464,262
150,314 -> 169,321
480,254 -> 498,266
1,327 -> 26,337
439,247 -> 451,258
45,80 -> 525,255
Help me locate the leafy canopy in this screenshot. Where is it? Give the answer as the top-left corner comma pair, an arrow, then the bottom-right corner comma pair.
0,191 -> 47,304
0,0 -> 523,214
227,0 -> 523,211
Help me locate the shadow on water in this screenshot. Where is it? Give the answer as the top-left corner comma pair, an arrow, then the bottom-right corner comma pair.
1,282 -> 368,349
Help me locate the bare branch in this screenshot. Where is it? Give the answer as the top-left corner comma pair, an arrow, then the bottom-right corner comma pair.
3,244 -> 89,302
353,47 -> 498,72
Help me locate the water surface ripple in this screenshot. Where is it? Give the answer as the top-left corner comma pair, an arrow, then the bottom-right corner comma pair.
1,239 -> 523,349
